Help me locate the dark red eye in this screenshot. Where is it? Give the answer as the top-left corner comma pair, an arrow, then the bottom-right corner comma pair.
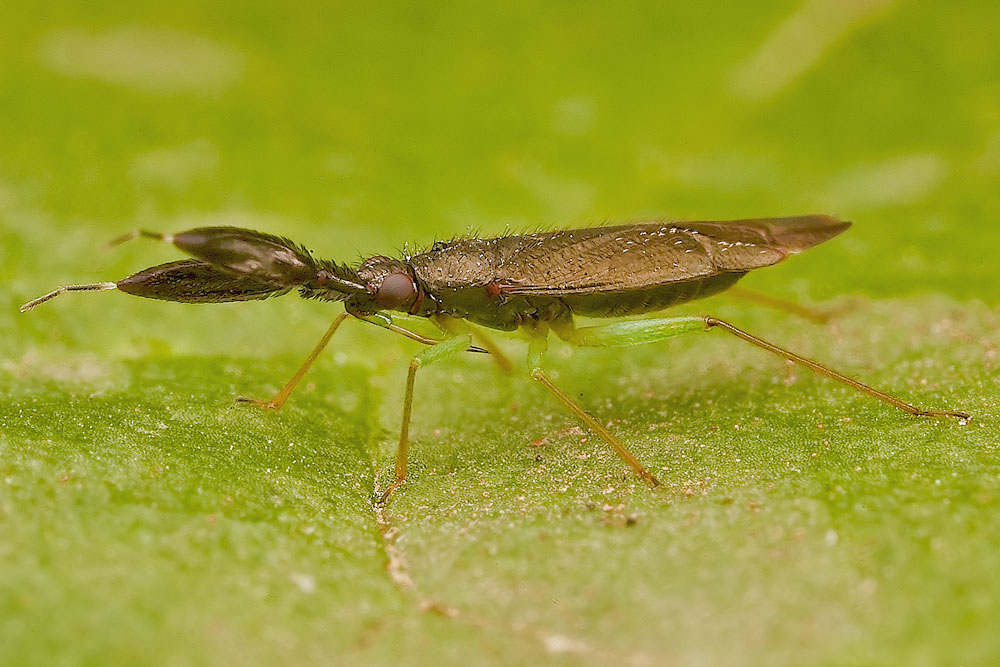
374,272 -> 415,309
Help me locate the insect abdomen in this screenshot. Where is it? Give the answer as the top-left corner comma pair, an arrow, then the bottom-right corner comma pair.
559,271 -> 746,318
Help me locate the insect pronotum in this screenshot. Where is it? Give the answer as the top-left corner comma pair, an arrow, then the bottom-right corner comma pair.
21,216 -> 969,501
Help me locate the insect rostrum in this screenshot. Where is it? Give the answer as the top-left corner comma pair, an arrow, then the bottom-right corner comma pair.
21,216 -> 970,501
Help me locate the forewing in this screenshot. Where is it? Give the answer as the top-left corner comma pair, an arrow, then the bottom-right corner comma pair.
496,221 -> 787,296
408,216 -> 849,297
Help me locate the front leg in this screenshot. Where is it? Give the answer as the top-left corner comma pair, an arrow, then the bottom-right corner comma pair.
377,331 -> 474,503
237,313 -> 350,410
238,312 -> 490,411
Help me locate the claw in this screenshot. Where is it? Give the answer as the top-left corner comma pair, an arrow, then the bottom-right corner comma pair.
235,396 -> 282,411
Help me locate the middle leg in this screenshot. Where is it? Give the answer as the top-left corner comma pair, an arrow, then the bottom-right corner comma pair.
377,331 -> 474,503
525,327 -> 661,487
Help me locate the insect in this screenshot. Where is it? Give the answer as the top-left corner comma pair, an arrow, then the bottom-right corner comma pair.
21,216 -> 969,500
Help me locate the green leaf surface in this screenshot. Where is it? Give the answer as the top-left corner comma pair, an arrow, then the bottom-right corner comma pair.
2,2 -> 999,665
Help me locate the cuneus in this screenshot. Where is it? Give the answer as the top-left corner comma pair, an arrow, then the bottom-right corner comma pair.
21,216 -> 970,501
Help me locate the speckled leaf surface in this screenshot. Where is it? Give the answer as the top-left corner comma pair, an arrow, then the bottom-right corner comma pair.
2,2 -> 999,665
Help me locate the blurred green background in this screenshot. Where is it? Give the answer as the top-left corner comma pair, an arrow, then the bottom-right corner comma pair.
2,1 -> 999,665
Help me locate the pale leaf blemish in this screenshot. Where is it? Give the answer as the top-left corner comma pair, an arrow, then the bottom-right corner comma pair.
639,148 -> 783,194
324,152 -> 358,177
541,633 -> 591,655
130,139 -> 220,190
3,350 -> 123,388
820,154 -> 950,209
551,96 -> 597,137
973,131 -> 1000,177
39,26 -> 245,96
289,572 -> 316,594
731,0 -> 895,101
504,158 -> 595,220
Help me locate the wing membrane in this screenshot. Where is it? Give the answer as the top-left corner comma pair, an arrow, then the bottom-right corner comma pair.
496,216 -> 848,297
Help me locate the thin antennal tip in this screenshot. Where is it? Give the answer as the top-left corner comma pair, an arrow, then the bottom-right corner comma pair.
20,294 -> 54,312
105,229 -> 169,250
19,282 -> 118,313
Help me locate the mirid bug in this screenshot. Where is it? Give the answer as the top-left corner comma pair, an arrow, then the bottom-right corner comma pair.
21,216 -> 969,500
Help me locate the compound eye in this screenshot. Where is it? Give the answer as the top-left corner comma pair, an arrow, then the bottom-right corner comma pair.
374,272 -> 415,309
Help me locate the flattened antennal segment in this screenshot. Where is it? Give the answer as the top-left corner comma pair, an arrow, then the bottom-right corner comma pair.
20,282 -> 118,312
104,226 -> 367,297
